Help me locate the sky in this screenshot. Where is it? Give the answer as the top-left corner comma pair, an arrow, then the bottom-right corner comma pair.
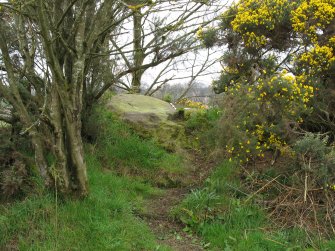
0,0 -> 234,91
132,0 -> 232,89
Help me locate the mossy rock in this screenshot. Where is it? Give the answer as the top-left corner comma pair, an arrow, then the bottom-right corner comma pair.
107,94 -> 186,151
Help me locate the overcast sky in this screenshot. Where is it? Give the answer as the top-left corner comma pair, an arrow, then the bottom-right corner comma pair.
137,0 -> 232,88
0,0 -> 234,89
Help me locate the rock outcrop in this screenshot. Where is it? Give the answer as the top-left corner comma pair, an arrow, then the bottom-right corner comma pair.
107,94 -> 184,151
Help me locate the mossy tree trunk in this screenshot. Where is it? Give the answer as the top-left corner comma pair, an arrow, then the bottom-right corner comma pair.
0,0 -> 120,196
131,10 -> 145,93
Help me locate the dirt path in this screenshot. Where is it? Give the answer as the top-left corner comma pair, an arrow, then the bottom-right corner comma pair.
141,151 -> 216,251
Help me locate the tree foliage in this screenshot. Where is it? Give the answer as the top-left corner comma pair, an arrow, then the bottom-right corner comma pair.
206,0 -> 335,139
213,0 -> 334,87
187,0 -> 334,163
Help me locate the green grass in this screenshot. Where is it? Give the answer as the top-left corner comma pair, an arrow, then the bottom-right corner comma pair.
0,152 -> 165,250
3,104 -> 334,250
88,106 -> 184,184
173,160 -> 335,251
0,106 -> 184,250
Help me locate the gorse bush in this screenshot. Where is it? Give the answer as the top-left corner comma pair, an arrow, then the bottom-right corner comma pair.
294,133 -> 335,188
226,0 -> 295,50
213,0 -> 335,139
177,98 -> 208,110
214,71 -> 314,163
185,0 -> 335,246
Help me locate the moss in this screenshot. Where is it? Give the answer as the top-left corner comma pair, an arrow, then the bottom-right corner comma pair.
107,94 -> 187,151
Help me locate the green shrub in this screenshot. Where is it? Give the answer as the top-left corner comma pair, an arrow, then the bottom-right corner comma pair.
163,93 -> 173,103
185,108 -> 221,131
212,73 -> 314,163
182,108 -> 221,150
294,132 -> 335,187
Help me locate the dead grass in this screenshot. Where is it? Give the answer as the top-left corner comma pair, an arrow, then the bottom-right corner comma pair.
243,155 -> 335,241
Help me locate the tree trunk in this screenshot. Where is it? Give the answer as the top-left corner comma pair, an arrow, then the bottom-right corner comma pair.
50,86 -> 70,193
65,113 -> 88,196
30,133 -> 51,187
36,0 -> 89,196
46,85 -> 89,196
131,10 -> 145,93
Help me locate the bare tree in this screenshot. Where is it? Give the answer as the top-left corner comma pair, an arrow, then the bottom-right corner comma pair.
175,48 -> 219,101
0,0 -> 130,196
0,0 -> 226,196
103,0 -> 225,94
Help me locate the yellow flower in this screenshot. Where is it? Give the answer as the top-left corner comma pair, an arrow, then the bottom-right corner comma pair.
196,26 -> 204,39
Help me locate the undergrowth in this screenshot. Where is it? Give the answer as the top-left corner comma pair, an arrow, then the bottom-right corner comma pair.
0,152 -> 166,250
0,106 -> 181,250
183,108 -> 221,150
86,106 -> 184,186
172,160 -> 335,250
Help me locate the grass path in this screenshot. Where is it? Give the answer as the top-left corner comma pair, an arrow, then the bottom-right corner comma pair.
141,151 -> 215,251
144,188 -> 204,251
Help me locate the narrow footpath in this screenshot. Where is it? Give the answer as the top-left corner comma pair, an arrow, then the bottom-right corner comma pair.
141,151 -> 215,251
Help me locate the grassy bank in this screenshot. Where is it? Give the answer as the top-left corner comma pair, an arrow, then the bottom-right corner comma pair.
172,160 -> 335,251
86,106 -> 185,186
2,105 -> 334,250
0,107 -> 183,250
1,158 -> 159,250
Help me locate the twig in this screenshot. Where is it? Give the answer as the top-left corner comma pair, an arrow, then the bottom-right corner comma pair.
245,175 -> 280,203
304,172 -> 308,202
325,192 -> 335,235
264,237 -> 287,247
303,157 -> 311,203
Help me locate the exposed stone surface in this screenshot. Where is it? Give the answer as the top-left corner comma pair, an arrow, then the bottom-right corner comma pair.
107,94 -> 185,151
